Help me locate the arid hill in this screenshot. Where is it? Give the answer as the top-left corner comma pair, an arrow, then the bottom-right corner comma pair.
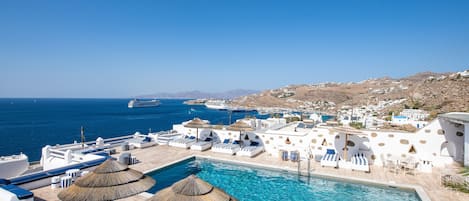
232,70 -> 469,118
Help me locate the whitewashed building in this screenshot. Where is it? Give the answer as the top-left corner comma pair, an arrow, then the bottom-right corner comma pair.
400,109 -> 430,121
171,112 -> 468,172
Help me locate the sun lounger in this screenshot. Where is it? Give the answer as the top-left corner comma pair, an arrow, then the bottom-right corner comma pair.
190,138 -> 213,151
320,149 -> 338,168
212,139 -> 230,149
169,136 -> 196,149
351,153 -> 370,172
237,141 -> 264,157
128,137 -> 157,149
211,140 -> 241,155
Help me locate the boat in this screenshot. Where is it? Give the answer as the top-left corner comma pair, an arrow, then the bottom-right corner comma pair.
228,106 -> 257,112
204,100 -> 228,110
0,153 -> 29,179
128,99 -> 160,108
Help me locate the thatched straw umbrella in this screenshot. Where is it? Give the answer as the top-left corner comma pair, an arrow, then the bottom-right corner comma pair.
58,159 -> 156,201
227,120 -> 254,143
147,174 -> 237,201
333,126 -> 367,161
184,118 -> 210,142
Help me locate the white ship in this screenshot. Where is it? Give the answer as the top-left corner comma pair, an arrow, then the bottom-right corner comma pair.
0,153 -> 29,179
204,100 -> 228,110
128,99 -> 160,108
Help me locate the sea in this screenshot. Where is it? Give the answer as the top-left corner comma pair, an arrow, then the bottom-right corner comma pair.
0,98 -> 265,161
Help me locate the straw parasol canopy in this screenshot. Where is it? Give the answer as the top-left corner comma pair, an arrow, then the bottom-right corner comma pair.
227,120 -> 254,131
58,159 -> 156,201
227,120 -> 254,142
184,118 -> 210,142
333,126 -> 367,161
147,174 -> 237,201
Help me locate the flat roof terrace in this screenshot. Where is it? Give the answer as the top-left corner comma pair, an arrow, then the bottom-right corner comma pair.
32,145 -> 469,201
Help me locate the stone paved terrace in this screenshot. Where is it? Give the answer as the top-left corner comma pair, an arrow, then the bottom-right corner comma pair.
33,145 -> 469,201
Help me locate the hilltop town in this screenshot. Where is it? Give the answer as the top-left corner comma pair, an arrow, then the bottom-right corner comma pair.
229,70 -> 469,129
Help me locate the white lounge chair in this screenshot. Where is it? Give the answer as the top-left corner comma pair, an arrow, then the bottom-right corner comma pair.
320,149 -> 338,168
128,137 -> 157,149
211,140 -> 241,155
169,136 -> 196,149
237,141 -> 264,157
212,139 -> 231,149
190,138 -> 213,151
351,153 -> 370,172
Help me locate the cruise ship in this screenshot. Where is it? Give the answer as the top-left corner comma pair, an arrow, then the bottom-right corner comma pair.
204,100 -> 228,110
128,99 -> 160,108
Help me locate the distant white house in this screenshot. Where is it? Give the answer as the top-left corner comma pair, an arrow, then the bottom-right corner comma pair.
308,113 -> 322,122
392,114 -> 428,129
458,69 -> 469,78
400,109 -> 429,121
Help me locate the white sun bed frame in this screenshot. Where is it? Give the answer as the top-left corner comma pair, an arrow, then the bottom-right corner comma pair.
128,138 -> 157,149
237,146 -> 264,157
211,142 -> 241,155
168,138 -> 196,149
190,141 -> 212,151
351,154 -> 370,172
320,153 -> 339,168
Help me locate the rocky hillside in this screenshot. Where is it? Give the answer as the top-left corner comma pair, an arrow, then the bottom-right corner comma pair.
232,70 -> 469,117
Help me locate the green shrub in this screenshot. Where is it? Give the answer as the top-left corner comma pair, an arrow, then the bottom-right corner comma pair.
349,122 -> 363,129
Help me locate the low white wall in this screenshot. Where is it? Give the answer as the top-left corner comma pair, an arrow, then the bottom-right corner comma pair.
256,119 -> 464,169
173,117 -> 465,170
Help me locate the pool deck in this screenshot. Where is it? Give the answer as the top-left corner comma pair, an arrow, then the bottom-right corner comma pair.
33,145 -> 469,201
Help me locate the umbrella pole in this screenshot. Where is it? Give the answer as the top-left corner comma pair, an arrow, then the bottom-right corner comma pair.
344,133 -> 348,161
81,126 -> 85,149
196,128 -> 199,142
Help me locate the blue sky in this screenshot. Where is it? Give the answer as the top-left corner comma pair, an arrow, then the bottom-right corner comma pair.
1,0 -> 468,98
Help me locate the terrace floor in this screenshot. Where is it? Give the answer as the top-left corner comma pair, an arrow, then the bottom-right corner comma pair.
32,145 -> 469,201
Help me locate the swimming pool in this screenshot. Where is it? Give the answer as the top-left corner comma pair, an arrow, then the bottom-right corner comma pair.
146,157 -> 421,201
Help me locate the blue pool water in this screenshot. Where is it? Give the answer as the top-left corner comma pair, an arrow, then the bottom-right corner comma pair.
0,99 -> 265,161
147,158 -> 421,201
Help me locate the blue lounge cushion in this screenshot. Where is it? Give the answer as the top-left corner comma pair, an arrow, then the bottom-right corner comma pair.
143,137 -> 152,142
189,136 -> 196,139
0,178 -> 11,185
223,139 -> 230,144
290,151 -> 299,161
204,138 -> 212,142
326,149 -> 335,155
233,140 -> 240,145
282,151 -> 289,160
250,141 -> 259,146
95,152 -> 110,157
1,184 -> 34,199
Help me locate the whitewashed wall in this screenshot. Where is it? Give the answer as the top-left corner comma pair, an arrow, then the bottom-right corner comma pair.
257,119 -> 464,169
172,117 -> 465,169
